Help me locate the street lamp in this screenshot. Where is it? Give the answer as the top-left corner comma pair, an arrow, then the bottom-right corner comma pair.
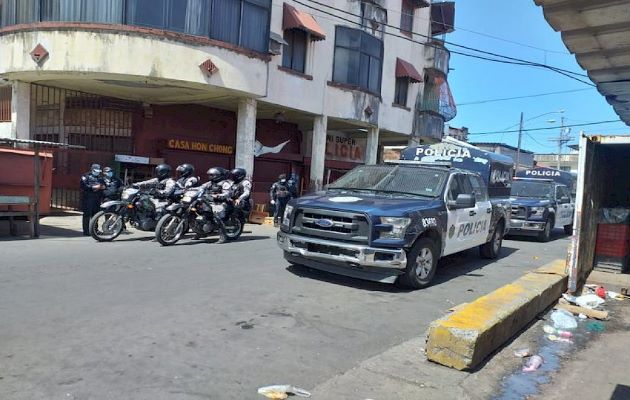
515,109 -> 564,171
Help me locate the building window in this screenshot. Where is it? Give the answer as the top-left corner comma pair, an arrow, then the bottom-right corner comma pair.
0,87 -> 11,122
394,78 -> 409,106
400,0 -> 414,35
282,29 -> 307,73
210,0 -> 271,53
332,26 -> 383,94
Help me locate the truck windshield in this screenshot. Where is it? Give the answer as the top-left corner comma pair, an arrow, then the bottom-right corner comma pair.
511,181 -> 554,199
328,165 -> 448,198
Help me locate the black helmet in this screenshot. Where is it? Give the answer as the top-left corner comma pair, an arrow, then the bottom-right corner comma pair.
231,168 -> 247,183
155,164 -> 172,180
207,167 -> 227,183
176,163 -> 195,179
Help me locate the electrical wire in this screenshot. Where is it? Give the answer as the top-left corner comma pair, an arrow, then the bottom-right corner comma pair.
298,0 -> 590,81
469,120 -> 623,135
458,88 -> 593,106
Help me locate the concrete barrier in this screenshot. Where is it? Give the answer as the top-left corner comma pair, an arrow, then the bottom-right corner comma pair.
426,260 -> 567,370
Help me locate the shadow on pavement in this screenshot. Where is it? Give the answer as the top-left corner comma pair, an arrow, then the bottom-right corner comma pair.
505,229 -> 571,243
285,246 -> 519,292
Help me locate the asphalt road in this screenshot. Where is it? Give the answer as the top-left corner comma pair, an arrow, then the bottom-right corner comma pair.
0,221 -> 571,400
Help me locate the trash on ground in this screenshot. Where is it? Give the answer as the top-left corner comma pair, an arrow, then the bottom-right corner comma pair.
578,313 -> 588,319
543,325 -> 573,338
550,309 -> 578,330
586,321 -> 606,332
606,290 -> 624,300
575,294 -> 606,309
522,355 -> 543,372
556,303 -> 609,320
596,286 -> 607,300
258,385 -> 311,399
547,334 -> 573,344
562,293 -> 578,304
514,348 -> 531,358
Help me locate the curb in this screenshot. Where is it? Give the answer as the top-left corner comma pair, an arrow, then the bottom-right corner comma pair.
426,259 -> 568,371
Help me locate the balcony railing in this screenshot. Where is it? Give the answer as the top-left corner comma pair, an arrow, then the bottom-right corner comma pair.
425,41 -> 450,75
417,72 -> 457,121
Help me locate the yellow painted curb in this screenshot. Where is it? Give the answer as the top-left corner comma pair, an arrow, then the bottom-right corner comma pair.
426,259 -> 567,371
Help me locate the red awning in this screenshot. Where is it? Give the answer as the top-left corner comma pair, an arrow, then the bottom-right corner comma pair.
396,58 -> 423,83
283,3 -> 326,41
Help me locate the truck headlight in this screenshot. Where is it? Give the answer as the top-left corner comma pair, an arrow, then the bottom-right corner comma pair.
283,205 -> 294,226
530,206 -> 546,215
379,217 -> 411,239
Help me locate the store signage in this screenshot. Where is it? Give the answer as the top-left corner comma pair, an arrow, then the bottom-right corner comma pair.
115,154 -> 150,164
325,133 -> 365,163
167,139 -> 234,155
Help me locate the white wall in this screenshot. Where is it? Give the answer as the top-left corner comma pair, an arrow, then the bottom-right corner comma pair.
0,122 -> 11,138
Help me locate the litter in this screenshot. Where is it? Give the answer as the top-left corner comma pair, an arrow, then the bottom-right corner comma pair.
547,334 -> 573,344
550,309 -> 578,330
578,313 -> 588,320
258,385 -> 311,399
575,294 -> 606,309
522,355 -> 543,372
556,303 -> 609,320
586,321 -> 606,332
606,291 -> 623,300
514,348 -> 531,358
543,325 -> 573,338
562,293 -> 578,304
596,286 -> 607,300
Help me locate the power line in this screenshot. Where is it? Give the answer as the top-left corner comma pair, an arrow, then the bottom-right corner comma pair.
353,0 -> 572,55
458,88 -> 593,106
298,0 -> 590,81
469,120 -> 623,135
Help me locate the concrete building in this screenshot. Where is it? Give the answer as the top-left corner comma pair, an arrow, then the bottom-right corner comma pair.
0,0 -> 456,208
534,144 -> 579,173
469,142 -> 534,171
444,124 -> 468,142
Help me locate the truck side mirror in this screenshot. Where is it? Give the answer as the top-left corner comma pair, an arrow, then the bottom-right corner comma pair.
448,194 -> 476,209
560,196 -> 570,203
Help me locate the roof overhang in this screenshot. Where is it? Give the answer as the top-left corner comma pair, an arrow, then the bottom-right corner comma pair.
534,0 -> 630,125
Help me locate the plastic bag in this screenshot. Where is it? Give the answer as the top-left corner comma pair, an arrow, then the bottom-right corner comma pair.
550,309 -> 578,330
523,355 -> 543,372
258,385 -> 311,399
576,294 -> 606,309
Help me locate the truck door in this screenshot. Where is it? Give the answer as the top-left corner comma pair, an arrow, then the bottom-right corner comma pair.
555,185 -> 574,227
468,174 -> 493,246
443,174 -> 479,256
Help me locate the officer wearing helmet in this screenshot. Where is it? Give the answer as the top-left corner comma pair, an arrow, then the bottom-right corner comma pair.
175,163 -> 200,189
134,164 -> 177,198
80,163 -> 105,236
203,167 -> 233,200
230,168 -> 252,219
102,166 -> 124,201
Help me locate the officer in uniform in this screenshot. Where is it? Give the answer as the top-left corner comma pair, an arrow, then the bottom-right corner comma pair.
230,168 -> 252,221
102,166 -> 124,201
270,174 -> 294,227
80,163 -> 105,236
175,163 -> 200,189
134,164 -> 177,198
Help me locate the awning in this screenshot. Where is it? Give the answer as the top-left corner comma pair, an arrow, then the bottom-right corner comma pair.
395,58 -> 423,83
283,3 -> 326,41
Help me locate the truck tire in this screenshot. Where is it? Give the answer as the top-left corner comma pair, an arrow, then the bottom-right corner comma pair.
538,217 -> 553,242
398,238 -> 438,289
564,223 -> 573,235
480,221 -> 504,259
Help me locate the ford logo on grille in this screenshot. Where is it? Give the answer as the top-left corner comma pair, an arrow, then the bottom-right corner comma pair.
315,218 -> 334,228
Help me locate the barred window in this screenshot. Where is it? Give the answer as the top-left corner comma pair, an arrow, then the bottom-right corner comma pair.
0,87 -> 11,122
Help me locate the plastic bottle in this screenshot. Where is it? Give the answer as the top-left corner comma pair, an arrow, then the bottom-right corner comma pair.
543,324 -> 573,338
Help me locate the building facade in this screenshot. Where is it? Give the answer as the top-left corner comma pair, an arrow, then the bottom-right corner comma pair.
0,0 -> 456,208
470,142 -> 534,171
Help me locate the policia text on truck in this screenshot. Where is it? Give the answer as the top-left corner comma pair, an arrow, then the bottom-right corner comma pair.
277,160 -> 507,289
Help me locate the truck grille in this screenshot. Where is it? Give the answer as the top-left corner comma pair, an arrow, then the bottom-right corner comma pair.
511,205 -> 527,219
291,208 -> 370,243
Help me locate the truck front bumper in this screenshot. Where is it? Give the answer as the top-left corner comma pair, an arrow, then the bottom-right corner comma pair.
509,219 -> 546,233
277,232 -> 407,283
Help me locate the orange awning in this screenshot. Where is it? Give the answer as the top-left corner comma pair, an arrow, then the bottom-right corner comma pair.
283,3 -> 326,41
395,58 -> 422,83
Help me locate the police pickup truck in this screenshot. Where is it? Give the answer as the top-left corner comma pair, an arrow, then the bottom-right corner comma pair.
509,167 -> 576,242
277,157 -> 508,289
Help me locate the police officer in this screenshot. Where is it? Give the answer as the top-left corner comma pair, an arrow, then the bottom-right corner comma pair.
102,166 -> 124,201
202,167 -> 234,243
175,163 -> 200,189
230,168 -> 252,220
270,174 -> 294,227
134,164 -> 177,198
80,163 -> 105,236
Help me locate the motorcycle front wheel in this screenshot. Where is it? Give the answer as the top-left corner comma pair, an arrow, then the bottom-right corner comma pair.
155,214 -> 185,246
222,215 -> 243,241
90,211 -> 124,242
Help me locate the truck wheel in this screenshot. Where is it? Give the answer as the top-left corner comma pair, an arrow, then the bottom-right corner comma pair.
398,238 -> 438,289
563,223 -> 573,235
538,218 -> 553,242
480,222 -> 504,259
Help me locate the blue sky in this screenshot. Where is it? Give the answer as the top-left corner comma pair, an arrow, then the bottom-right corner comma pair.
446,0 -> 628,153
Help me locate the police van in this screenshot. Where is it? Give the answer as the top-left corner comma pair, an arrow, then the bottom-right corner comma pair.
510,167 -> 576,242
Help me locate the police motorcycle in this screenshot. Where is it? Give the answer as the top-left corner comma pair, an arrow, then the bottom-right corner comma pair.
154,185 -> 206,246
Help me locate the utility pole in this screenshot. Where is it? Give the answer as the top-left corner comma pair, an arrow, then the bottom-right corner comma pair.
516,112 -> 524,172
548,116 -> 571,170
